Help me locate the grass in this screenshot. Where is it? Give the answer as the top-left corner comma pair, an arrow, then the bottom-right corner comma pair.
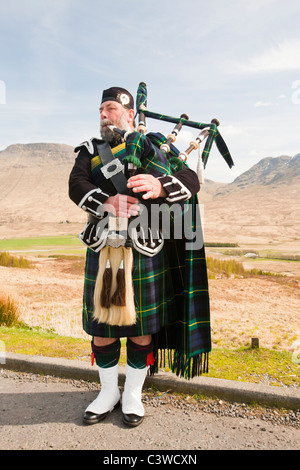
0,295 -> 22,327
206,256 -> 282,279
0,235 -> 80,250
0,325 -> 299,387
207,347 -> 299,387
0,252 -> 34,269
207,257 -> 245,278
0,235 -> 85,257
0,325 -> 91,360
214,247 -> 300,262
0,236 -> 298,388
0,237 -> 237,251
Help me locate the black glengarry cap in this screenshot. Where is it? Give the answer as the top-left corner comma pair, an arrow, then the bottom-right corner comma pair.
101,87 -> 134,109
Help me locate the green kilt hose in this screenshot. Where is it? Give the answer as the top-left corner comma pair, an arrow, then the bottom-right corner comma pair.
69,132 -> 211,379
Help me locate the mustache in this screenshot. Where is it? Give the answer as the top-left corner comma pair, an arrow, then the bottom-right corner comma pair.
101,118 -> 114,129
100,119 -> 123,145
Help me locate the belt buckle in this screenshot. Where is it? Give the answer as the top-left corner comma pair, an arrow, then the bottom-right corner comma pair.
101,158 -> 124,179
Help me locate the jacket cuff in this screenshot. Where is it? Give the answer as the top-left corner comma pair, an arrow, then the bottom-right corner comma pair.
157,174 -> 192,202
78,188 -> 110,217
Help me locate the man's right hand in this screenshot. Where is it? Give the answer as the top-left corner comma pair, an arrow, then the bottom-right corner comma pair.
102,194 -> 140,218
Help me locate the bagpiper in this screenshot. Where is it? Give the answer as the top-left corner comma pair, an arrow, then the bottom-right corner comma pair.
69,84 -> 231,427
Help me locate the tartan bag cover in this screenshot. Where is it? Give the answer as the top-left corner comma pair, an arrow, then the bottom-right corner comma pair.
82,132 -> 211,378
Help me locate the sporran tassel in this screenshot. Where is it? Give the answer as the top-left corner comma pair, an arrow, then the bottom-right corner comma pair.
111,266 -> 126,306
100,267 -> 112,308
106,247 -> 123,325
93,246 -> 136,326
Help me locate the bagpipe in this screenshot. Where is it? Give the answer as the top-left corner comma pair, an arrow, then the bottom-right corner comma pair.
92,82 -> 234,327
108,82 -> 234,184
135,81 -> 234,183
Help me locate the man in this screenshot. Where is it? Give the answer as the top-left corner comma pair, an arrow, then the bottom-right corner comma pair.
69,86 -> 210,427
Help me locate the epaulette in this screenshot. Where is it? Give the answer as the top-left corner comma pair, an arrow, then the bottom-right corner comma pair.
74,137 -> 102,154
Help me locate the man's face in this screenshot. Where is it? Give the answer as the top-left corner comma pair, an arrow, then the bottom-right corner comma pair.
100,100 -> 134,143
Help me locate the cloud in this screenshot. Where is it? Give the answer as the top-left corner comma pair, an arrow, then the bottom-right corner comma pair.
232,38 -> 300,74
254,101 -> 274,107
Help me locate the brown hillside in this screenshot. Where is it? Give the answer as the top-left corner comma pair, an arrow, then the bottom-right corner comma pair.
0,143 -> 85,237
0,143 -> 299,251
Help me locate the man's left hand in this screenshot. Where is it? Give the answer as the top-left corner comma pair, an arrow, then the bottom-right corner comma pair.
127,174 -> 166,199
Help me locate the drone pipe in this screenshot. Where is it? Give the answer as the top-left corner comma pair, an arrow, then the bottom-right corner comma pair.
178,119 -> 220,162
139,109 -> 217,132
136,82 -> 147,134
160,113 -> 189,153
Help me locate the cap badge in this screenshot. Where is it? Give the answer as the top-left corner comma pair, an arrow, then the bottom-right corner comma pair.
120,93 -> 130,106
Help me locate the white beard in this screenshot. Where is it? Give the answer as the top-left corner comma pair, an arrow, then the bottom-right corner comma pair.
100,111 -> 132,145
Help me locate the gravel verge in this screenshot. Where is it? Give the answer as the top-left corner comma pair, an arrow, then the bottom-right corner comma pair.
2,368 -> 299,429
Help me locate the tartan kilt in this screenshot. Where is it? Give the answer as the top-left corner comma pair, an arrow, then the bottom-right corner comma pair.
82,244 -> 178,338
82,199 -> 211,379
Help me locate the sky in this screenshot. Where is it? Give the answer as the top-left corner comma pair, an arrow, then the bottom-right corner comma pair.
0,0 -> 299,182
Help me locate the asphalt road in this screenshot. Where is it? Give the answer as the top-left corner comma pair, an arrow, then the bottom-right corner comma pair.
0,370 -> 299,452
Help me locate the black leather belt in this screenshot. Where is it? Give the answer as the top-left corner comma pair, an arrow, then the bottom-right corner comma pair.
97,142 -> 129,194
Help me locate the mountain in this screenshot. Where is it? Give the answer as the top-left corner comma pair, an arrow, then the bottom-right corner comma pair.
0,143 -> 299,246
0,143 -> 86,237
213,154 -> 300,197
0,142 -> 75,166
201,154 -> 300,245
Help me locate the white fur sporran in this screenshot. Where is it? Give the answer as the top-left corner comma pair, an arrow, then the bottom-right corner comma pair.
93,245 -> 136,326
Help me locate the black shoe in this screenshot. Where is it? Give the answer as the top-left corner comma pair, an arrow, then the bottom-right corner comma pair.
83,401 -> 120,425
122,413 -> 144,427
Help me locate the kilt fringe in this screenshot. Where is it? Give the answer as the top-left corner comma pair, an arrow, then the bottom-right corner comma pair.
150,347 -> 209,379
